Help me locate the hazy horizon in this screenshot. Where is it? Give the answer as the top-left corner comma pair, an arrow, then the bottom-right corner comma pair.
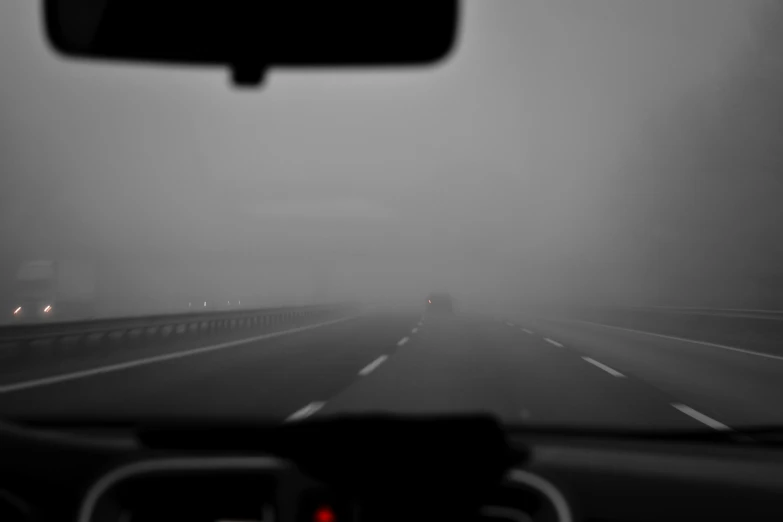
2,0 -> 783,319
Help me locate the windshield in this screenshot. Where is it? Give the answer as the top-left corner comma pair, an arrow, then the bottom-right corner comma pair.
1,0 -> 782,433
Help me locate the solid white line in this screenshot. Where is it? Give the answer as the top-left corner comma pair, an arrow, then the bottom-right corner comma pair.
581,357 -> 626,378
411,327 -> 418,334
671,403 -> 731,431
544,338 -> 563,347
358,355 -> 388,376
286,401 -> 325,422
397,337 -> 409,346
0,315 -> 358,394
571,319 -> 783,361
522,328 -> 533,334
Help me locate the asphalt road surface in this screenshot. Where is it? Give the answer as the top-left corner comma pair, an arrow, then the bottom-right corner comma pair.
0,307 -> 780,430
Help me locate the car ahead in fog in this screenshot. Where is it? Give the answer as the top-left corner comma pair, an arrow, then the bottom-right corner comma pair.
426,293 -> 454,315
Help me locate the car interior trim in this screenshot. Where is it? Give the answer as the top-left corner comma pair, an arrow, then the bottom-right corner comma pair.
506,468 -> 572,522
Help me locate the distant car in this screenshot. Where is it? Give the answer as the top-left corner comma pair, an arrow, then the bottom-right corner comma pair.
425,293 -> 454,315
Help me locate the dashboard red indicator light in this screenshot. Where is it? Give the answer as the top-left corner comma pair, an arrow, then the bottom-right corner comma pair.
314,505 -> 336,522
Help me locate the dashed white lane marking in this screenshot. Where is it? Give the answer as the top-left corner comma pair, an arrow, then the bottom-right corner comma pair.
411,327 -> 418,334
0,315 -> 359,394
544,338 -> 564,347
581,357 -> 626,378
286,402 -> 325,422
397,337 -> 410,346
506,321 -> 515,327
671,403 -> 731,431
571,319 -> 783,361
522,328 -> 534,334
358,355 -> 388,376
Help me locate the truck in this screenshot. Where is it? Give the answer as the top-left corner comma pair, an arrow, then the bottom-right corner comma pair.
10,260 -> 96,322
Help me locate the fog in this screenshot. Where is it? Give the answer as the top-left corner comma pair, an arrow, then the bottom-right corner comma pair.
2,0 -> 783,319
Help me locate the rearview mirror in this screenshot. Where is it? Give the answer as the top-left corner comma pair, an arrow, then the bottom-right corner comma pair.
44,0 -> 460,87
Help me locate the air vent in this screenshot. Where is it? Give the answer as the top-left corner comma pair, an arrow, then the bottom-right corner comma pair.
481,469 -> 573,522
101,471 -> 275,522
81,458 -> 284,522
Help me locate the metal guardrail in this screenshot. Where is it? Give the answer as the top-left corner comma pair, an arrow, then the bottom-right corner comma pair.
642,306 -> 783,313
516,304 -> 783,357
0,304 -> 355,348
622,306 -> 783,321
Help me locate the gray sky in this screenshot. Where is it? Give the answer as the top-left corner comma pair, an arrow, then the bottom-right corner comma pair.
0,1 -> 778,314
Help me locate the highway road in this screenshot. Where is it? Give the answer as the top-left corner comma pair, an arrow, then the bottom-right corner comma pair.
0,307 -> 781,430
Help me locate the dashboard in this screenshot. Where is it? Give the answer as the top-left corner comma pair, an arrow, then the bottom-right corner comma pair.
75,458 -> 564,522
2,416 -> 783,522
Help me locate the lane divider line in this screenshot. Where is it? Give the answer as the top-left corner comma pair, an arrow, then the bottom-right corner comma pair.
544,338 -> 564,347
0,315 -> 359,394
411,327 -> 418,334
286,401 -> 325,422
358,355 -> 388,376
522,328 -> 534,334
397,337 -> 410,346
671,403 -> 731,431
581,357 -> 626,378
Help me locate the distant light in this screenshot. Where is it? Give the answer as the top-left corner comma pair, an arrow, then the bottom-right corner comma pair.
313,506 -> 336,522
13,306 -> 21,315
43,305 -> 52,313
